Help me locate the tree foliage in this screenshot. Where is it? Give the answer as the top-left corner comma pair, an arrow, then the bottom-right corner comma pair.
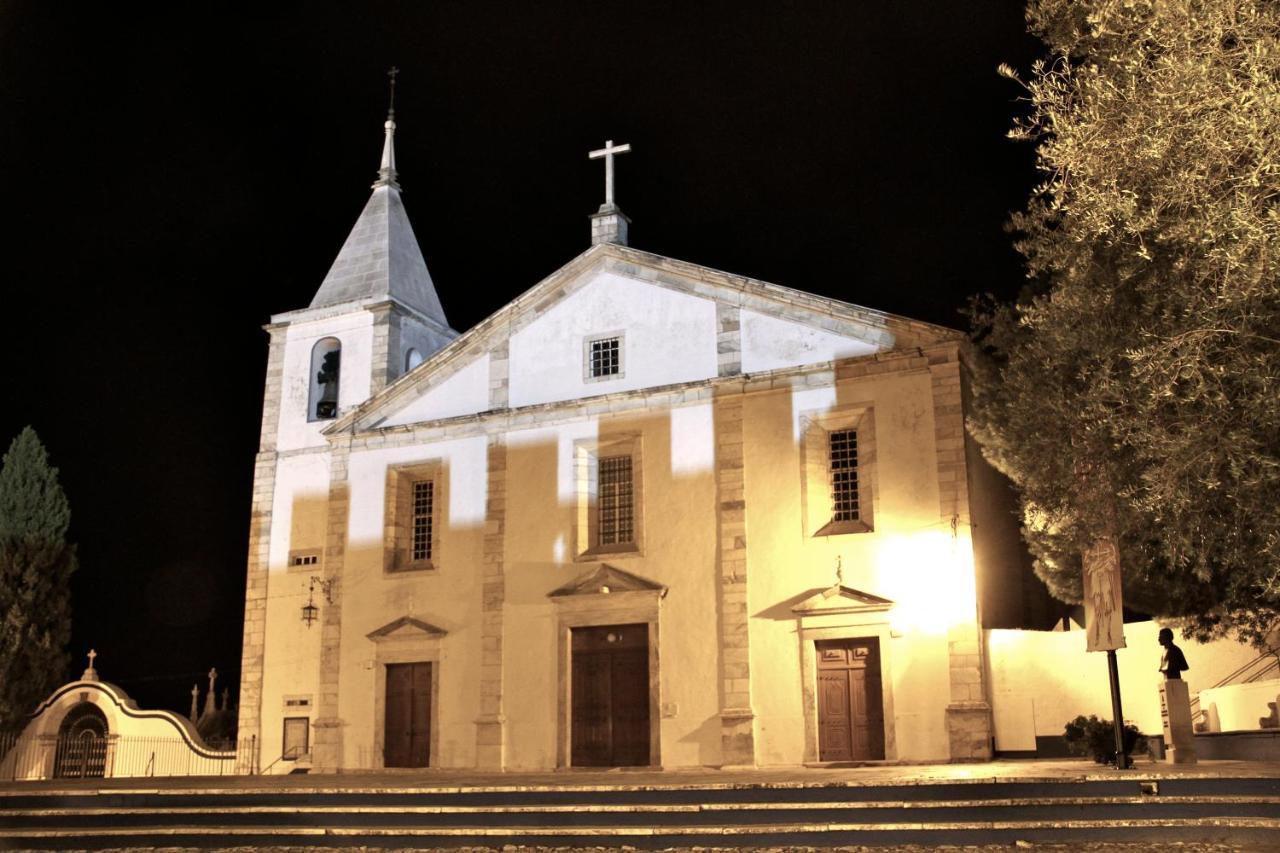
970,0 -> 1280,647
0,428 -> 77,728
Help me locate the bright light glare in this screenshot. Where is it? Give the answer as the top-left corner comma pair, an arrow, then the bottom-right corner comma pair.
882,530 -> 977,635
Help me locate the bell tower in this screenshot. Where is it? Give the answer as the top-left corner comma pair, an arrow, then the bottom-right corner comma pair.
262,74 -> 456,452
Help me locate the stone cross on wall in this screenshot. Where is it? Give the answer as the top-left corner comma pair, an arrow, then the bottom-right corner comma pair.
588,139 -> 631,208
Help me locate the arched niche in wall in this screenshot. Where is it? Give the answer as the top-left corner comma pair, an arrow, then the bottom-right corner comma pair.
404,348 -> 424,373
309,338 -> 342,421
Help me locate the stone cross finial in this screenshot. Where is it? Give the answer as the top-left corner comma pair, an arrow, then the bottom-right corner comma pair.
81,649 -> 99,681
588,139 -> 631,208
387,66 -> 399,119
202,668 -> 218,720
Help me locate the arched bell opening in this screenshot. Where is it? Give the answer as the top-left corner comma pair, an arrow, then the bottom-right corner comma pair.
309,337 -> 342,421
53,702 -> 109,779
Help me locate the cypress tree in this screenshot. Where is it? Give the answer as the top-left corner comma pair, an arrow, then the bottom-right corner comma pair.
0,427 -> 77,728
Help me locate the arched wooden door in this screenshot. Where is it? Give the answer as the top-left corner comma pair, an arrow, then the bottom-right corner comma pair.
54,703 -> 109,778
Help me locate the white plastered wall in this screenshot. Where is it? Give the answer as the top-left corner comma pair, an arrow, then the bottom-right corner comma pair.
745,368 -> 960,763
381,355 -> 491,427
276,312 -> 375,452
740,310 -> 881,374
259,451 -> 331,766
335,435 -> 490,769
986,620 -> 1262,749
507,271 -> 718,408
499,412 -> 722,769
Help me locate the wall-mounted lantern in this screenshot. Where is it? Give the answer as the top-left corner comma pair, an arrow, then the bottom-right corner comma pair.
302,576 -> 334,628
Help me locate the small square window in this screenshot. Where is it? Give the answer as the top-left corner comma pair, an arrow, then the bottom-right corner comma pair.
585,334 -> 624,381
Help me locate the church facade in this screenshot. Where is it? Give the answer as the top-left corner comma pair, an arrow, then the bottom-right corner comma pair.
236,113 -> 1027,772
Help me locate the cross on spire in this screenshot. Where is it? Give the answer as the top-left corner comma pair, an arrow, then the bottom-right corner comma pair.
375,68 -> 400,188
588,139 -> 631,208
386,66 -> 399,119
87,649 -> 97,668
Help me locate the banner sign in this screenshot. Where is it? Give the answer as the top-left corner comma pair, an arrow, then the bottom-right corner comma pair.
1083,536 -> 1126,652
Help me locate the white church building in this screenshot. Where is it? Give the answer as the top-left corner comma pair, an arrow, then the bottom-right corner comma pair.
235,108 -> 1034,773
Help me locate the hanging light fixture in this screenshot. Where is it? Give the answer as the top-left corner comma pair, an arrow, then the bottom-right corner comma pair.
302,576 -> 333,628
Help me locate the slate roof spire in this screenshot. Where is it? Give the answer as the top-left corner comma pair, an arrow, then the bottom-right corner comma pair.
308,69 -> 449,330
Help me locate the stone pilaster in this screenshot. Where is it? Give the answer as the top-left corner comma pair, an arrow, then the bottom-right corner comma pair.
312,438 -> 352,772
714,391 -> 755,766
489,342 -> 510,410
716,304 -> 741,377
235,323 -> 286,773
367,302 -> 396,394
475,437 -> 507,768
930,348 -> 992,761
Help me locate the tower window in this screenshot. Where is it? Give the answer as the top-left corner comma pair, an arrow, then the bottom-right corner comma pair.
405,348 -> 423,372
309,338 -> 342,421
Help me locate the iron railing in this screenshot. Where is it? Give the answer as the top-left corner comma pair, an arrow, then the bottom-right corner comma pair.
0,731 -> 258,781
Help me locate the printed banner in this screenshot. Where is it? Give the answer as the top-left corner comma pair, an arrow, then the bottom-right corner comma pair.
1083,536 -> 1126,652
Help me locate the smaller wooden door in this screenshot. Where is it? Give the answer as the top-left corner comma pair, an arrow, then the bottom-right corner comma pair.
384,662 -> 431,768
816,638 -> 885,761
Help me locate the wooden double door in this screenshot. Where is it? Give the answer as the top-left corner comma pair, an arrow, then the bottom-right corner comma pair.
384,662 -> 432,768
571,624 -> 651,767
817,638 -> 885,761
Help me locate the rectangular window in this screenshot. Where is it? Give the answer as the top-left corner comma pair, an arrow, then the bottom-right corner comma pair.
411,480 -> 434,562
589,336 -> 621,378
830,429 -> 860,522
282,717 -> 309,759
597,455 -> 634,545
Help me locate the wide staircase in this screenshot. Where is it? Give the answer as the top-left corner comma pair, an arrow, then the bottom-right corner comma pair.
2,774 -> 1279,848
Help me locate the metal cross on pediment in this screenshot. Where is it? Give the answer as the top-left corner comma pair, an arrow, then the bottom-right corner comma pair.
588,139 -> 631,207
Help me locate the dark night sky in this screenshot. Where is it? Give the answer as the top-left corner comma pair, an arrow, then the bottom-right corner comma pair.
1,1 -> 1041,714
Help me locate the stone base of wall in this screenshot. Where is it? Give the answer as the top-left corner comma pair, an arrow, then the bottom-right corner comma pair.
946,702 -> 993,761
719,708 -> 757,767
311,717 -> 344,772
475,715 -> 506,770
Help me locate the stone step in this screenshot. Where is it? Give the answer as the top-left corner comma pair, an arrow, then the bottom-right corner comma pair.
3,816 -> 1279,850
2,795 -> 1278,828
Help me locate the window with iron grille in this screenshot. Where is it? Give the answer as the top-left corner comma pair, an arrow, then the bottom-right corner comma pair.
589,336 -> 621,378
411,480 -> 434,561
597,455 -> 634,545
829,429 -> 860,523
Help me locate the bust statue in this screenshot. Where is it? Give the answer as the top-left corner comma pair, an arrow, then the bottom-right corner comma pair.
1158,627 -> 1190,680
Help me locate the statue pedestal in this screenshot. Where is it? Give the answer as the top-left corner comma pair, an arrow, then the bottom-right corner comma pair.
1159,679 -> 1197,765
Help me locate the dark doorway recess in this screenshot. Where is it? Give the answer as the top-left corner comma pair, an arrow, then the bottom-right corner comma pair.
571,623 -> 650,767
384,661 -> 432,768
54,702 -> 109,778
816,637 -> 885,761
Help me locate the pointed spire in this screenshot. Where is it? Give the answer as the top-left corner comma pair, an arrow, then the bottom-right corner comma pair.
374,67 -> 399,189
308,70 -> 450,330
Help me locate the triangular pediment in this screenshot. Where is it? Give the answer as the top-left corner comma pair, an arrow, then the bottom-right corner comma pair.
549,563 -> 668,599
792,584 -> 894,616
365,616 -> 448,641
328,242 -> 962,434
